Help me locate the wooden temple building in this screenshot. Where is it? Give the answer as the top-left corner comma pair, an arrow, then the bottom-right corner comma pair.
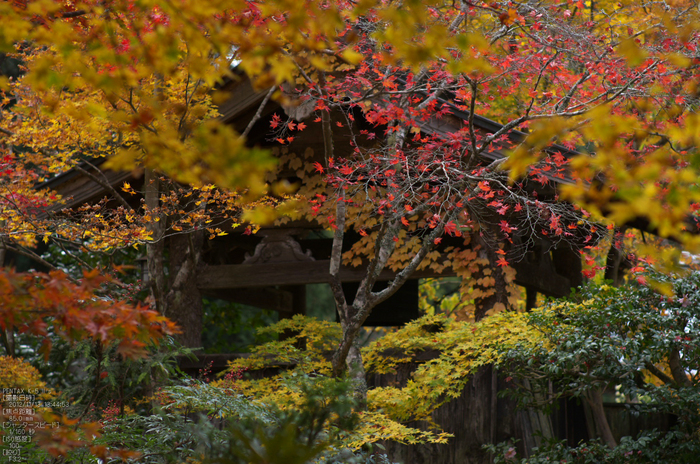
41,71 -> 591,326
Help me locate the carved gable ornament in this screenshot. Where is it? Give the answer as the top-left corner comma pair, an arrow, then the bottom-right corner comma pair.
243,229 -> 315,265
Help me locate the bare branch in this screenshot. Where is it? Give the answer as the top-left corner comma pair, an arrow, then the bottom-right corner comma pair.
4,244 -> 59,274
74,162 -> 134,212
242,86 -> 275,138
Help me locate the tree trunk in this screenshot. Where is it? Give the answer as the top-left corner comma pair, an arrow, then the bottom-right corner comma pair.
584,388 -> 617,449
165,232 -> 204,348
669,349 -> 691,387
604,230 -> 629,286
346,341 -> 368,409
473,239 -> 510,321
144,169 -> 204,348
145,168 -> 166,312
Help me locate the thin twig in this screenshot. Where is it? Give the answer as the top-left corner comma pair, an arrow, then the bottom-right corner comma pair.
75,163 -> 134,211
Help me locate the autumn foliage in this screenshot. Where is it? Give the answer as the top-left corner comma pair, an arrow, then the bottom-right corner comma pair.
0,268 -> 178,359
1,0 -> 700,462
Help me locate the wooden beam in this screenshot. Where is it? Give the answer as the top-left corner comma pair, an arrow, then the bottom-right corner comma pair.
197,261 -> 393,288
197,258 -> 572,297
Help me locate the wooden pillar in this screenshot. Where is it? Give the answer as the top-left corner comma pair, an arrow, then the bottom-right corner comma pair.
525,287 -> 538,311
552,246 -> 583,290
280,285 -> 306,319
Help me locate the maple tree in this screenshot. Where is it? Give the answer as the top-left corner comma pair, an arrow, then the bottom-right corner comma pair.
256,0 -> 700,406
0,267 -> 177,461
0,268 -> 177,358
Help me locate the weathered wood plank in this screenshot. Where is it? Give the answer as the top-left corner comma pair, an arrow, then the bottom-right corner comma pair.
197,261 -> 384,288
197,258 -> 572,297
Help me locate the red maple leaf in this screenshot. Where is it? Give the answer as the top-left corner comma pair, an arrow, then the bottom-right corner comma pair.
499,220 -> 515,234
549,214 -> 561,230
583,269 -> 596,278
